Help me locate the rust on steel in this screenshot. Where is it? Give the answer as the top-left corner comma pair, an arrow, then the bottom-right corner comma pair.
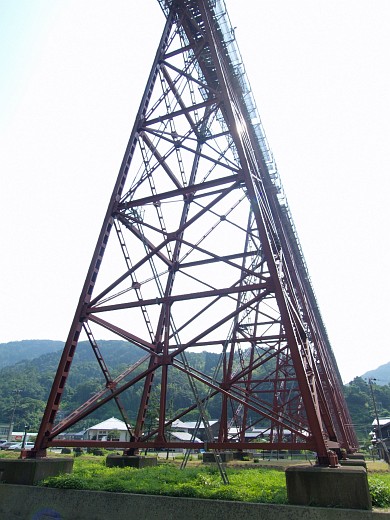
30,0 -> 358,463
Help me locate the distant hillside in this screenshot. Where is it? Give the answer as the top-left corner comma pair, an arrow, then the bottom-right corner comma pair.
0,340 -> 220,432
1,339 -> 389,443
0,340 -> 64,369
361,361 -> 390,385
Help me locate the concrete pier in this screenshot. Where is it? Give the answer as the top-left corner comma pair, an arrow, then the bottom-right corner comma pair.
0,457 -> 73,485
285,465 -> 372,510
202,451 -> 234,463
340,459 -> 367,469
232,451 -> 254,460
106,455 -> 157,468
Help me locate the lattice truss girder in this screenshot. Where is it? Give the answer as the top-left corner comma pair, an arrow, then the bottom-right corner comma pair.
32,0 -> 358,460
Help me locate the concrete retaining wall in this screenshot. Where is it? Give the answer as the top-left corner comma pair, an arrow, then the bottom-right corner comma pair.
0,484 -> 389,520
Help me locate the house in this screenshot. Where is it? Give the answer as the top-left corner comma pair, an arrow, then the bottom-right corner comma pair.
10,431 -> 37,442
371,417 -> 390,451
371,417 -> 390,440
169,431 -> 202,452
83,417 -> 131,442
56,430 -> 85,441
0,423 -> 9,440
228,427 -> 269,442
0,428 -> 38,443
172,419 -> 219,441
370,417 -> 390,462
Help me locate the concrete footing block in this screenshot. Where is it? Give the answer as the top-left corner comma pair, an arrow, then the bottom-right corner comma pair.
285,465 -> 372,510
232,451 -> 253,460
340,459 -> 367,469
347,453 -> 366,460
0,457 -> 73,485
202,451 -> 233,463
106,455 -> 157,468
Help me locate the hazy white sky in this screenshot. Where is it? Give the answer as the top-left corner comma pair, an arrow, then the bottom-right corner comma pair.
0,0 -> 389,384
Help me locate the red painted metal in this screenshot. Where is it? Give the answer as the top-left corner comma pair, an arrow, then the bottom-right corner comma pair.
46,440 -> 316,451
31,0 -> 358,462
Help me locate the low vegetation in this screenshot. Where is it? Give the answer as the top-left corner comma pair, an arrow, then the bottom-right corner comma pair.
36,455 -> 390,508
1,449 -> 388,507
368,473 -> 390,508
40,457 -> 287,503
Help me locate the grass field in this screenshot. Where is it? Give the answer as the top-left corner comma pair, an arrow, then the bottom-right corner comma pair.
40,457 -> 290,504
1,451 -> 389,507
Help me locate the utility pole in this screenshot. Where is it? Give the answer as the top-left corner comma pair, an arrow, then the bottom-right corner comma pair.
21,425 -> 29,449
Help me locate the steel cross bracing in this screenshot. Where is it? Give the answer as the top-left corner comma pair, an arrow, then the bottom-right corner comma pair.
30,0 -> 358,463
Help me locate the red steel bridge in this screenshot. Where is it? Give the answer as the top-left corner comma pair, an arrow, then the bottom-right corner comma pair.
30,0 -> 358,465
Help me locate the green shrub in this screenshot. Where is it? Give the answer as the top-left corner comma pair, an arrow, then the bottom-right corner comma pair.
42,474 -> 86,490
368,477 -> 390,508
102,480 -> 128,493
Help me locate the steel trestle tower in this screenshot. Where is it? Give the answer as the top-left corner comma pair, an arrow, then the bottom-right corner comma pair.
31,0 -> 358,464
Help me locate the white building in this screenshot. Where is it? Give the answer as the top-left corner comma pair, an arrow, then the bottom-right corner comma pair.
169,430 -> 202,452
172,419 -> 219,441
83,417 -> 131,442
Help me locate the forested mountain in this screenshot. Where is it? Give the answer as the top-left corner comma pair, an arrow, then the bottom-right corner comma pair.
361,362 -> 390,386
0,340 -> 64,369
344,377 -> 390,441
0,340 -> 221,433
1,340 -> 389,445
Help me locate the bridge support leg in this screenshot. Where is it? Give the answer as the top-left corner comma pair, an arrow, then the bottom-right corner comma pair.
285,465 -> 372,510
0,458 -> 73,485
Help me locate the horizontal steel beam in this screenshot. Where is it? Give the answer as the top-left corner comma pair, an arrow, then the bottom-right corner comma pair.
48,439 -> 317,451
